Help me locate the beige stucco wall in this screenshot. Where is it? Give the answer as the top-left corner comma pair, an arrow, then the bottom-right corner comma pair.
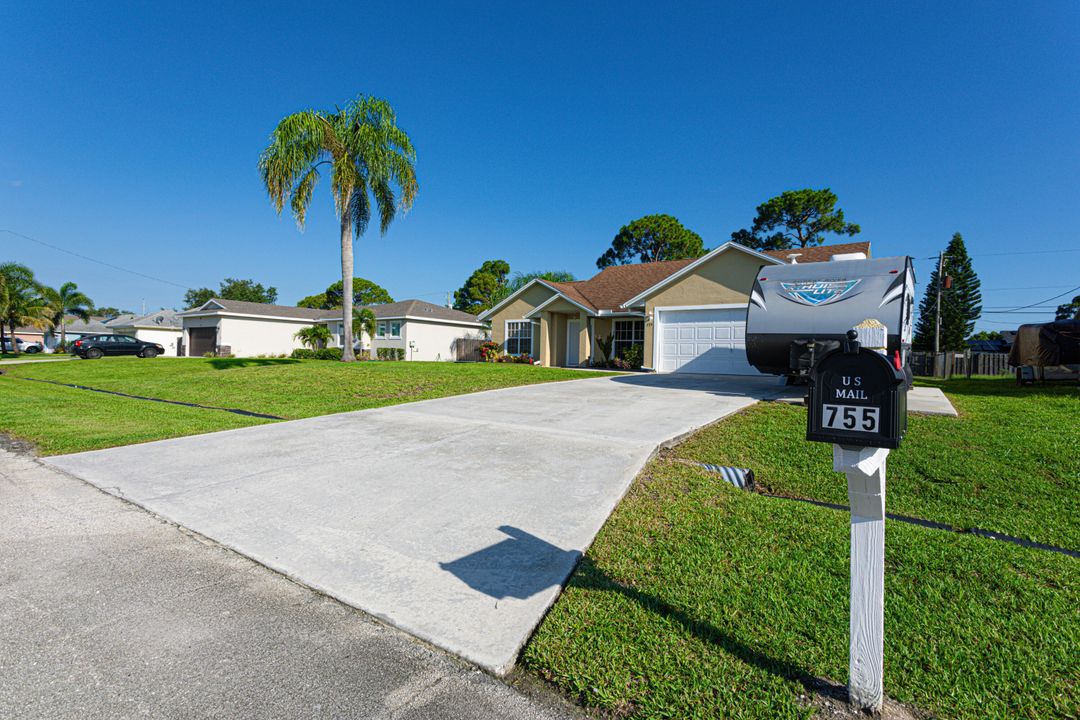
640,249 -> 765,368
488,283 -> 555,358
591,317 -> 612,364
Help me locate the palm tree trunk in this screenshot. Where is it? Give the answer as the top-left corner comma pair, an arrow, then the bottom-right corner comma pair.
339,202 -> 356,362
9,322 -> 18,356
60,319 -> 67,350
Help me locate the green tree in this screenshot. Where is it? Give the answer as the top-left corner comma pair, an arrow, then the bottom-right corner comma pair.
486,270 -> 578,307
297,293 -> 328,309
913,233 -> 982,351
454,259 -> 511,313
184,278 -> 278,309
93,306 -> 132,320
596,214 -> 705,268
41,281 -> 94,348
260,95 -> 418,362
352,307 -> 377,353
325,278 -> 394,308
1055,294 -> 1079,320
731,188 -> 860,251
0,262 -> 52,355
968,330 -> 1003,342
508,270 -> 576,290
294,324 -> 332,350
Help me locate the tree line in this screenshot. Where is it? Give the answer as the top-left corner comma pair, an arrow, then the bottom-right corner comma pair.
0,263 -> 95,354
453,187 -> 864,314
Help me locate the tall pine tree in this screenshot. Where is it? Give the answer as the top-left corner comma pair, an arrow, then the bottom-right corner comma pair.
913,233 -> 982,350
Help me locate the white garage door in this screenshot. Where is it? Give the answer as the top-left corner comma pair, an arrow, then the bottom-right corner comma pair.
657,307 -> 759,375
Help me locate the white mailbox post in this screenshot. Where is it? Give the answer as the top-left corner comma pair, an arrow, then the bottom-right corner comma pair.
806,328 -> 908,711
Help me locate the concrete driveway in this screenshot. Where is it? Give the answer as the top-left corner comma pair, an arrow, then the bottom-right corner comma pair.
45,373 -> 780,675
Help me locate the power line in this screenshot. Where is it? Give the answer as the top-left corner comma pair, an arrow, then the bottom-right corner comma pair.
983,284 -> 1080,313
918,248 -> 1080,260
1,229 -> 189,289
982,284 -> 1074,291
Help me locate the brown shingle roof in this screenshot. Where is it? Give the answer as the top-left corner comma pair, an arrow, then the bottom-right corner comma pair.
548,258 -> 698,313
762,241 -> 871,264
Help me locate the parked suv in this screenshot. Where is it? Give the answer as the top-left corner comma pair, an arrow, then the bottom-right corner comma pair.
72,334 -> 164,360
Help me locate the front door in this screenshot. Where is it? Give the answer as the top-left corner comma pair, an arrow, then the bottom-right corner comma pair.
566,319 -> 580,366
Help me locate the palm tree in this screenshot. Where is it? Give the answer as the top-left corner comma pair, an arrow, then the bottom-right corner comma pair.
42,281 -> 94,350
0,263 -> 52,356
294,324 -> 332,350
352,307 -> 377,357
259,96 -> 418,362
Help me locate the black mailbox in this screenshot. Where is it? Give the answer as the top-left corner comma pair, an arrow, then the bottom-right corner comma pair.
807,331 -> 908,449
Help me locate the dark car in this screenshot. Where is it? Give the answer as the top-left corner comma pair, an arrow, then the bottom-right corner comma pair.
72,334 -> 164,359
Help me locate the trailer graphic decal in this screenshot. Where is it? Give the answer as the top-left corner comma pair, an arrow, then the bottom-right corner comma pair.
779,279 -> 861,307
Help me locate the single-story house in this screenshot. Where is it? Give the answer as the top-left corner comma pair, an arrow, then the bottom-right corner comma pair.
10,317 -> 114,350
479,240 -> 871,375
319,300 -> 488,361
178,298 -> 487,359
106,310 -> 184,356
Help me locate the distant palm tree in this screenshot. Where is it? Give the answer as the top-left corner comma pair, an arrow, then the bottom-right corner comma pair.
0,263 -> 52,355
294,324 -> 332,350
42,281 -> 94,349
352,307 -> 377,356
259,96 -> 418,362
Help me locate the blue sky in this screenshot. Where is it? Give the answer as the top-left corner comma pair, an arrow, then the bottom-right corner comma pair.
2,1 -> 1078,328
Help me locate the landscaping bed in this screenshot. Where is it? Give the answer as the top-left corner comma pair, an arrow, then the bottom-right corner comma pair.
522,377 -> 1079,719
0,357 -> 609,455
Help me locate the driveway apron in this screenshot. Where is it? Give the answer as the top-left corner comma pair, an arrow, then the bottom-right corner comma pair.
44,374 -> 779,674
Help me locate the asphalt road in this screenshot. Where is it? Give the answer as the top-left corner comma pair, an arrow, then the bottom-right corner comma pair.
0,445 -> 580,720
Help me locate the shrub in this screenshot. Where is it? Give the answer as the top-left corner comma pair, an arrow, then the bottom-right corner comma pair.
291,347 -> 343,360
497,353 -> 533,364
377,347 -> 405,361
479,341 -> 501,362
614,344 -> 643,370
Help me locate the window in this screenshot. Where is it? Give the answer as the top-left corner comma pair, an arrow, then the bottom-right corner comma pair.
505,321 -> 533,356
613,319 -> 644,358
376,320 -> 402,338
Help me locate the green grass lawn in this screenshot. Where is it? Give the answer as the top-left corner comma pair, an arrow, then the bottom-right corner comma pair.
523,377 -> 1079,719
674,377 -> 1079,550
0,357 -> 607,455
0,352 -> 69,361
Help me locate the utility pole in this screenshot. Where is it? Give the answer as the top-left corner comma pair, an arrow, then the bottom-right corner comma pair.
933,252 -> 944,377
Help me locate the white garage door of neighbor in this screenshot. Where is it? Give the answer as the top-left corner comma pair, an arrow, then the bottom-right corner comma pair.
658,307 -> 759,375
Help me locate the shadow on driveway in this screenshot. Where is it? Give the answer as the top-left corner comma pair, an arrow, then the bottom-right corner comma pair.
439,526 -> 582,601
609,372 -> 782,399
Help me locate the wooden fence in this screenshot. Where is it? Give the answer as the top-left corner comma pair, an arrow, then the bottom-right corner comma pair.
910,351 -> 1011,378
453,338 -> 484,362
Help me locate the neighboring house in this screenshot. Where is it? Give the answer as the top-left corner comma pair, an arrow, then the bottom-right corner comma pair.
321,300 -> 487,361
480,240 -> 871,375
16,316 -> 113,350
179,300 -> 330,357
179,298 -> 487,359
107,310 -> 184,356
